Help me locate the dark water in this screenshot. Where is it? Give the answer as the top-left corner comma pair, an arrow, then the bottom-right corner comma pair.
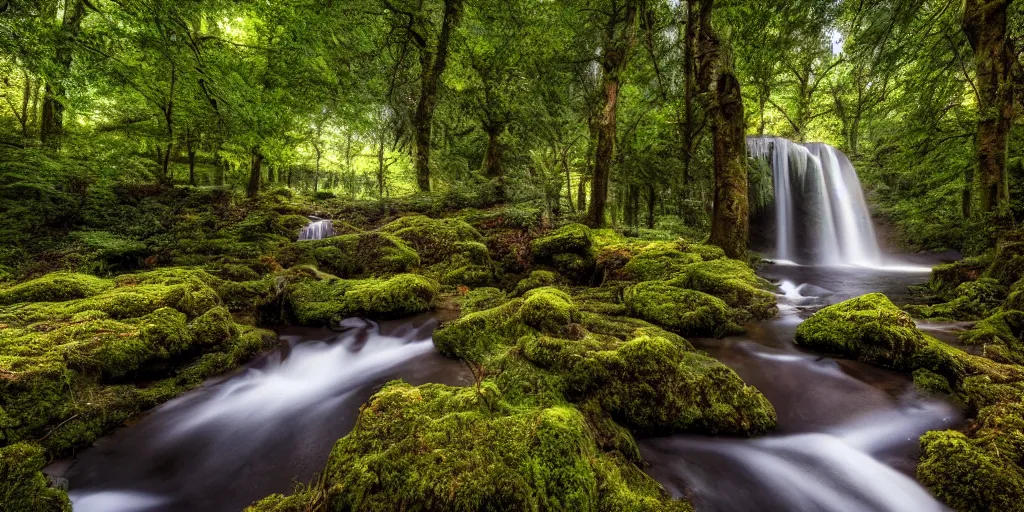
639,262 -> 962,512
56,313 -> 471,512
56,260 -> 962,512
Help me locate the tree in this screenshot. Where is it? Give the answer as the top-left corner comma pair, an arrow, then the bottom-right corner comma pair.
695,0 -> 748,258
587,0 -> 639,228
963,0 -> 1016,216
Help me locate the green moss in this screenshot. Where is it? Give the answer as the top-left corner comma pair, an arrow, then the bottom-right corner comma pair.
0,442 -> 71,511
794,293 -> 923,370
918,430 -> 1024,512
286,274 -> 438,325
532,223 -> 593,260
279,232 -> 420,277
459,287 -> 508,314
379,215 -> 483,264
959,310 -> 1024,364
930,254 -> 992,292
621,245 -> 702,282
520,287 -> 580,334
624,282 -> 731,337
0,268 -> 276,460
283,381 -> 689,512
513,270 -> 560,296
668,259 -> 777,320
433,298 -> 528,362
567,335 -> 776,435
912,368 -> 952,394
906,278 -> 1006,320
0,272 -> 113,305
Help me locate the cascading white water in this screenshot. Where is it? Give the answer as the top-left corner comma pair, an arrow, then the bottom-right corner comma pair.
298,217 -> 335,241
748,137 -> 881,266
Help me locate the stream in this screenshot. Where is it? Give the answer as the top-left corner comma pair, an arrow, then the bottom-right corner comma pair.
54,261 -> 961,512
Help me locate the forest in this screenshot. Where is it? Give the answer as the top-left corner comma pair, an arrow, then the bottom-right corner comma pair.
0,0 -> 1022,511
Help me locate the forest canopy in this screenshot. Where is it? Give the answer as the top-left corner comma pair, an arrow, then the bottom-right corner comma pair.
0,0 -> 1022,255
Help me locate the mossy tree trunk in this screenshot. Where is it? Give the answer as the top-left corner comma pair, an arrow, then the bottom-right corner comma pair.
962,0 -> 1015,217
482,120 -> 506,197
411,0 -> 464,193
40,0 -> 86,148
587,0 -> 638,228
246,147 -> 263,198
695,0 -> 748,259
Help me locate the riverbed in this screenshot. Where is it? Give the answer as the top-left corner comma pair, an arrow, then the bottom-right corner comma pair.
56,263 -> 960,511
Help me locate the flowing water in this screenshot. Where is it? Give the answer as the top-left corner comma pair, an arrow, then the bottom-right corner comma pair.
297,217 -> 335,241
56,137 -> 961,511
747,137 -> 881,266
639,263 -> 961,512
56,313 -> 471,512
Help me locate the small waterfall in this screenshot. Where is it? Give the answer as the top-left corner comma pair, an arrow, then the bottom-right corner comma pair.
748,137 -> 881,266
298,217 -> 335,241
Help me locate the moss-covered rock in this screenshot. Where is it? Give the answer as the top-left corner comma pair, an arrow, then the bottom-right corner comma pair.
0,268 -> 277,459
378,215 -> 483,264
520,287 -> 580,334
0,442 -> 71,511
794,293 -> 923,369
459,287 -> 508,315
668,259 -> 777,320
0,272 -> 113,305
285,273 -> 438,325
621,244 -> 702,282
532,223 -> 593,260
959,310 -> 1024,364
513,270 -> 560,297
248,381 -> 692,512
912,368 -> 952,394
566,335 -> 776,435
905,278 -> 1006,320
918,428 -> 1024,512
624,282 -> 731,337
278,232 -> 419,278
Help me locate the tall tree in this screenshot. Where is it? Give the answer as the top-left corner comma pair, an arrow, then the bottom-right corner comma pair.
963,0 -> 1016,216
587,0 -> 639,227
695,0 -> 748,258
40,0 -> 86,147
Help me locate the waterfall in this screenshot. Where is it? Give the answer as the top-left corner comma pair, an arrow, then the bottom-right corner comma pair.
748,137 -> 881,266
298,217 -> 335,241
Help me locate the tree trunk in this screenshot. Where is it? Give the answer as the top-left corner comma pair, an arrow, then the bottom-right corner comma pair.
482,122 -> 505,180
681,0 -> 696,190
412,0 -> 464,192
963,0 -> 1014,216
377,137 -> 387,198
577,175 -> 587,212
564,151 -> 575,213
188,146 -> 197,186
587,0 -> 638,227
646,184 -> 656,229
247,148 -> 263,198
39,0 -> 86,148
696,0 -> 748,258
313,143 -> 322,193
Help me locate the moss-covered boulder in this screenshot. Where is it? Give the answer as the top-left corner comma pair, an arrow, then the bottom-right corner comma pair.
918,417 -> 1024,512
669,259 -> 777,320
532,223 -> 593,260
0,272 -> 113,305
285,273 -> 438,325
0,442 -> 71,511
624,282 -> 731,337
620,244 -> 702,282
566,335 -> 776,435
277,232 -> 419,278
513,270 -> 560,296
248,381 -> 692,512
795,293 -> 923,369
0,268 -> 277,458
905,278 -> 1006,320
959,310 -> 1024,364
379,215 -> 483,264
